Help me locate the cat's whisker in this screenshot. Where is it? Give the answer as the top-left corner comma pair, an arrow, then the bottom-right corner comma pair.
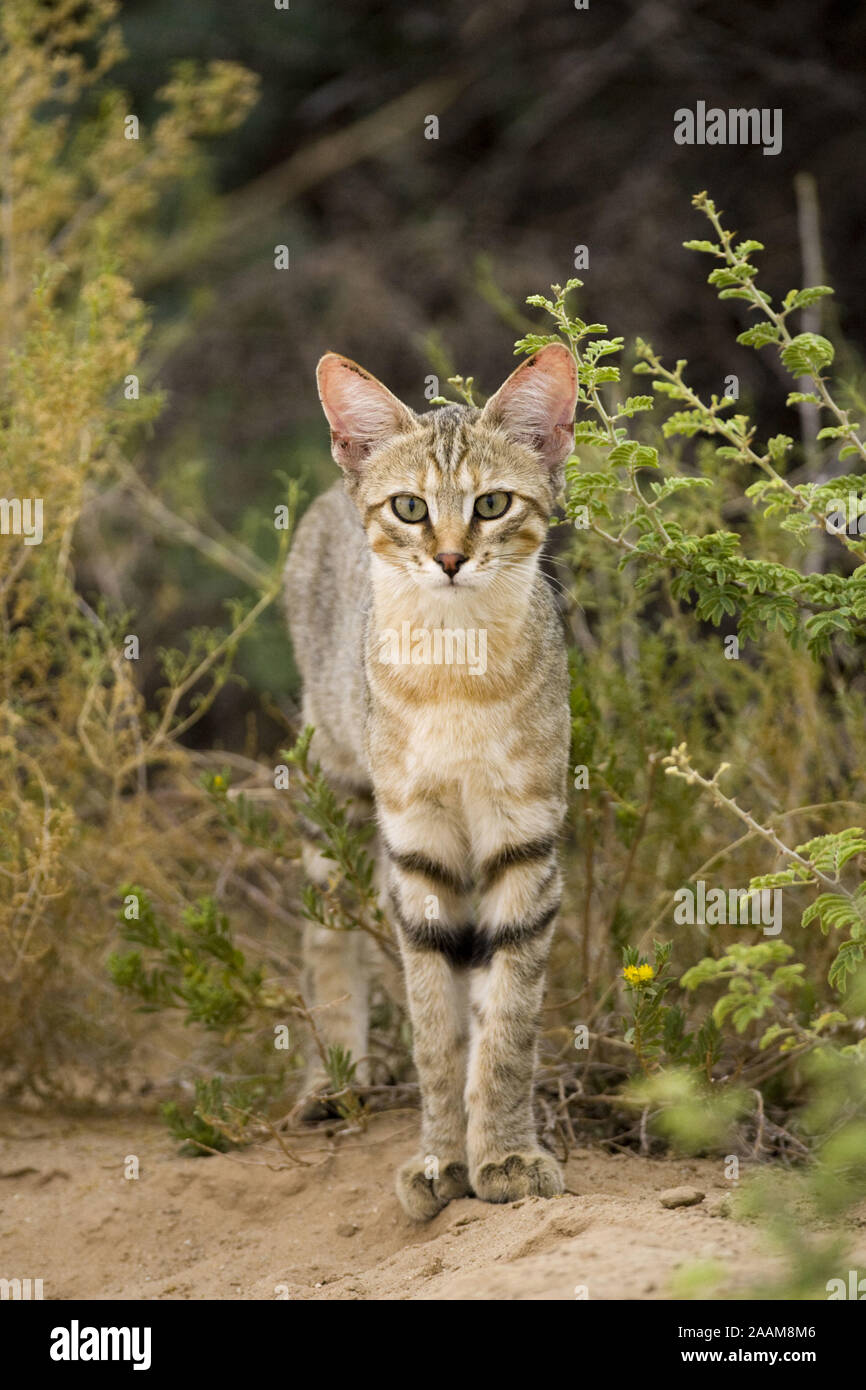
492,557 -> 574,602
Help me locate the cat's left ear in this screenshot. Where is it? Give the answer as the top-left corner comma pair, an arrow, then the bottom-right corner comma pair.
480,343 -> 578,473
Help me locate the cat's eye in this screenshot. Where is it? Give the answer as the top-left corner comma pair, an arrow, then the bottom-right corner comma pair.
474,491 -> 511,520
391,494 -> 428,523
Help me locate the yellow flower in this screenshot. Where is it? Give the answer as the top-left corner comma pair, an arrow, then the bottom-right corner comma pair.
623,963 -> 655,985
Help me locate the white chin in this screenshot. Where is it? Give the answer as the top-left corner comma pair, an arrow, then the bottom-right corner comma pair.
429,575 -> 471,591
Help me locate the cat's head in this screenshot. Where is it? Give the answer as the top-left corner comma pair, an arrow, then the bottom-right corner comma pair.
316,345 -> 577,595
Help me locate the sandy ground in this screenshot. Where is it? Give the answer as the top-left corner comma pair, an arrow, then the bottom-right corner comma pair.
2,1106 -> 862,1301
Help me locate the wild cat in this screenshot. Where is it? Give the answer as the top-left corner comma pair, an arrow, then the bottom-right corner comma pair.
284,343 -> 577,1220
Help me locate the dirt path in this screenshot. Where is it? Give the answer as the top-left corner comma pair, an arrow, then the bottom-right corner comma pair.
0,1107 -> 852,1300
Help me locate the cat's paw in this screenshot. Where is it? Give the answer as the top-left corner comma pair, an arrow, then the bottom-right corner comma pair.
396,1155 -> 472,1222
472,1149 -> 564,1204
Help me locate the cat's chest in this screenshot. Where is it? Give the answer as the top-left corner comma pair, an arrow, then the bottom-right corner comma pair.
365,634 -> 530,772
362,583 -> 567,789
390,693 -> 510,766
367,697 -> 526,828
364,673 -> 562,807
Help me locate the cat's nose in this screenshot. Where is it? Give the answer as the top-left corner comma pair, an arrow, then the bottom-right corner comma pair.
434,552 -> 467,579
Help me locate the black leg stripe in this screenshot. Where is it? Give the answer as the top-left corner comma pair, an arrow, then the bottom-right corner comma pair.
387,843 -> 471,896
480,836 -> 557,887
472,901 -> 561,968
393,904 -> 478,968
393,899 -> 560,971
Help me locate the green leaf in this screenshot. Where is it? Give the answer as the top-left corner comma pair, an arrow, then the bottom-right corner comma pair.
633,445 -> 659,468
708,264 -> 756,287
737,323 -> 781,349
572,421 -> 612,446
766,434 -> 794,461
620,395 -> 654,417
759,1022 -> 787,1051
816,425 -> 859,440
802,894 -> 863,934
784,286 -> 834,310
582,366 -> 620,387
796,828 -> 866,874
514,333 -> 561,354
830,941 -> 865,992
663,409 -> 714,439
607,441 -> 639,465
780,333 -> 835,376
812,1011 -> 846,1033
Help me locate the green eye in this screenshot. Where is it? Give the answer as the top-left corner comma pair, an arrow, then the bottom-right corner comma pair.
391,494 -> 428,523
474,491 -> 511,520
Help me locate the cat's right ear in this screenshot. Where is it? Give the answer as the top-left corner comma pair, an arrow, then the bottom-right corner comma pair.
316,353 -> 417,472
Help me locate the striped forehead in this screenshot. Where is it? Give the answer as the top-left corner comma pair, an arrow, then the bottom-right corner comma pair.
420,407 -> 485,522
422,452 -> 479,519
425,405 -> 477,468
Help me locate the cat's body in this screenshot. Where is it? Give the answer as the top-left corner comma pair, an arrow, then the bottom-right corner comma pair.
285,346 -> 577,1219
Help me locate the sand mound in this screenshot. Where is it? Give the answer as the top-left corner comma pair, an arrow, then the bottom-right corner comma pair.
3,1107 -> 857,1300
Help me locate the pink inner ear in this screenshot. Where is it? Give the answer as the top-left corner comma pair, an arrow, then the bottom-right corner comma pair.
317,355 -> 413,468
484,345 -> 578,468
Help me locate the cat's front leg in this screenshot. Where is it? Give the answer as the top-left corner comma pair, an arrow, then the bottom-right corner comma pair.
394,945 -> 473,1219
466,836 -> 564,1203
383,814 -> 475,1220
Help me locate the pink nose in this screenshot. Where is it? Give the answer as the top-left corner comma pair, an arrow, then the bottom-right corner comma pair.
435,552 -> 467,578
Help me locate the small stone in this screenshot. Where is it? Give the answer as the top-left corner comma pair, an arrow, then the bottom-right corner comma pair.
660,1186 -> 705,1209
336,1223 -> 359,1238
